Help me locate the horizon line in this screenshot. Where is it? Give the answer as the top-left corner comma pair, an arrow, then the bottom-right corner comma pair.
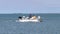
0,13 -> 60,14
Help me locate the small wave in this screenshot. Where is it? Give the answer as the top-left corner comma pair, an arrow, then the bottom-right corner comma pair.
16,20 -> 19,22
0,19 -> 16,22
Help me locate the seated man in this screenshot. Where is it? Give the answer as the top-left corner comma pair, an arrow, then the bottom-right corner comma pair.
30,16 -> 37,20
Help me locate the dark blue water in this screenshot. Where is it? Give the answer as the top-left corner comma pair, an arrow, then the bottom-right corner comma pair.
0,14 -> 60,34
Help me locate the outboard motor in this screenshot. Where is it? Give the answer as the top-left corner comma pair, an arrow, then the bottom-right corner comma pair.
38,16 -> 42,22
38,16 -> 41,19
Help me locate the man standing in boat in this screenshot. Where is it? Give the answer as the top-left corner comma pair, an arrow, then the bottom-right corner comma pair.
29,14 -> 32,18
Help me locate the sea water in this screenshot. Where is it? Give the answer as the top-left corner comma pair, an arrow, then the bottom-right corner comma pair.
0,14 -> 60,34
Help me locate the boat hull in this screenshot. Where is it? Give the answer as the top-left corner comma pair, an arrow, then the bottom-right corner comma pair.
18,19 -> 40,22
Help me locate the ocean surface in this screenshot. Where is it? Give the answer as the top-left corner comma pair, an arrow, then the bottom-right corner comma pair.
0,14 -> 60,34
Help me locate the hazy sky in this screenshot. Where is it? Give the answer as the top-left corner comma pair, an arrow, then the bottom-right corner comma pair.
0,0 -> 60,13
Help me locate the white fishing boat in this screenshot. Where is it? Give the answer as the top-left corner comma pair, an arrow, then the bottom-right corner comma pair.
18,15 -> 42,22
